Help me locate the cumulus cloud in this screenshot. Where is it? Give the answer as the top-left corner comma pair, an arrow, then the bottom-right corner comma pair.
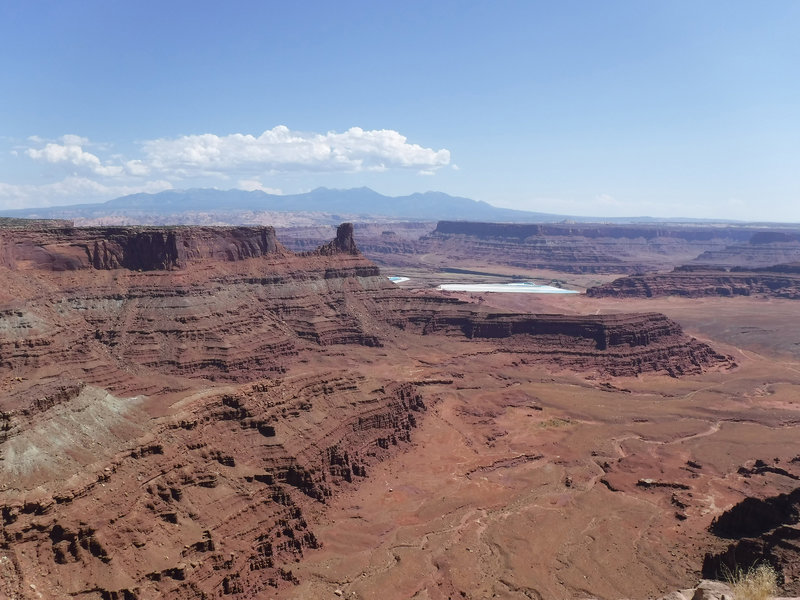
238,179 -> 282,195
141,126 -> 451,175
22,127 -> 449,181
60,134 -> 89,146
25,135 -> 129,177
125,159 -> 150,176
11,126 -> 450,207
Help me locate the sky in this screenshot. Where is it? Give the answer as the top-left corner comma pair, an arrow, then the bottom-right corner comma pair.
1,0 -> 799,221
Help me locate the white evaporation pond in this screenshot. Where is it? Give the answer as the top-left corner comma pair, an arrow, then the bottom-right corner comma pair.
387,276 -> 410,283
437,282 -> 578,294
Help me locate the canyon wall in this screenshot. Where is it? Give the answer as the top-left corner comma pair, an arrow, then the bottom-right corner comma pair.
423,222 -> 790,274
0,224 -> 732,400
0,223 -> 735,598
279,221 -> 788,273
0,226 -> 285,271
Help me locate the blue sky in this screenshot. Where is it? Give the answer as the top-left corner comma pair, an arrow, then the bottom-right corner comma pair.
2,1 -> 799,221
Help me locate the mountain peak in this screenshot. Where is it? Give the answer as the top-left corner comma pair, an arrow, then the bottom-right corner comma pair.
313,222 -> 360,256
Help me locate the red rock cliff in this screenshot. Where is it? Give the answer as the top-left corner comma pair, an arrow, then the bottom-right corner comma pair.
0,225 -> 286,271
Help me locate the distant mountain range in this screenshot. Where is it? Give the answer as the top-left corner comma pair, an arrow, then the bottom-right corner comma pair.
0,187 -> 739,225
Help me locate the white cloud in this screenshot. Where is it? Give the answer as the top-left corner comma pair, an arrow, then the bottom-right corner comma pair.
125,159 -> 150,176
141,126 -> 450,175
60,134 -> 89,146
25,135 -> 128,177
22,127 -> 450,182
27,142 -> 102,168
10,126 -> 451,207
238,179 -> 282,194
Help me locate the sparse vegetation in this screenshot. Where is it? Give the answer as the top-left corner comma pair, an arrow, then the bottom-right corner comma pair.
539,417 -> 571,428
723,563 -> 778,600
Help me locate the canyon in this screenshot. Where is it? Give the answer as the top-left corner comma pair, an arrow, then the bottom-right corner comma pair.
279,221 -> 787,275
287,220 -> 800,301
0,221 -> 799,599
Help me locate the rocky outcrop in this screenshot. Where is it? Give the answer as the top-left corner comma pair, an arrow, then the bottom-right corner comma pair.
655,579 -> 800,600
744,262 -> 800,275
586,266 -> 800,299
278,222 -> 435,267
710,488 -> 800,540
311,222 -> 359,256
656,579 -> 735,600
0,225 -> 392,395
701,459 -> 800,596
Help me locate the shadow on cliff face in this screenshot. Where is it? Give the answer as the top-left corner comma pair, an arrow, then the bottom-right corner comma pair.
702,485 -> 800,593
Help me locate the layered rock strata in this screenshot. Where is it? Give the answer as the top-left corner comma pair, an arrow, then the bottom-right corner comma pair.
278,221 -> 800,274
379,303 -> 732,377
689,232 -> 800,269
0,374 -> 427,599
280,221 -> 786,273
0,223 -> 735,598
0,224 -> 387,405
0,224 -> 732,400
586,265 -> 800,299
408,221 -> 765,274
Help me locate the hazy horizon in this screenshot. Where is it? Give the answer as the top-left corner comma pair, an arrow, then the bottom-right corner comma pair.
5,185 -> 800,225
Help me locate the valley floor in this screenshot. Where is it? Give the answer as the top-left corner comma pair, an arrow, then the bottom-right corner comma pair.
284,277 -> 800,600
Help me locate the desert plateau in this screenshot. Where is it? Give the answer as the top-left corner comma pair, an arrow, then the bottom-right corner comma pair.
5,4 -> 800,598
0,217 -> 796,600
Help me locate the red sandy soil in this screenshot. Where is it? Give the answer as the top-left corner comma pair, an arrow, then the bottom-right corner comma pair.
285,336 -> 800,599
281,278 -> 800,599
